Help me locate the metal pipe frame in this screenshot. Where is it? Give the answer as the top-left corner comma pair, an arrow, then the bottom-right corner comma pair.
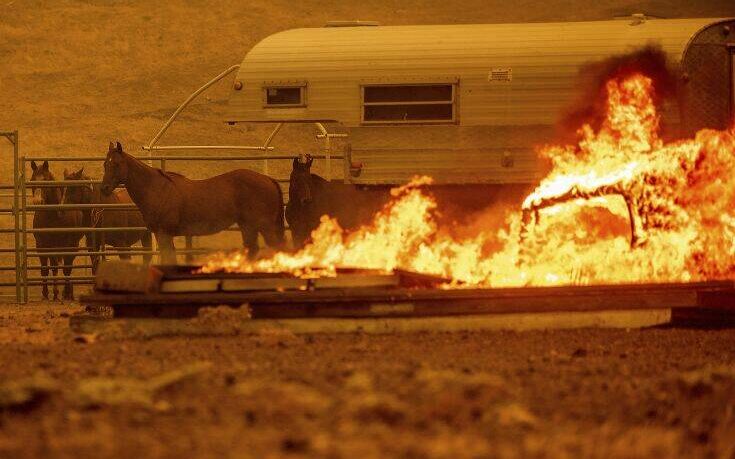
25,249 -> 209,257
146,64 -> 241,149
23,154 -> 342,162
1,66 -> 352,303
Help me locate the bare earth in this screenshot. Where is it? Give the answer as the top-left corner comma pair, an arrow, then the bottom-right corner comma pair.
0,302 -> 732,458
3,1 -> 735,458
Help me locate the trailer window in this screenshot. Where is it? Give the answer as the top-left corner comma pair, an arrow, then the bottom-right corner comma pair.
264,86 -> 305,107
362,84 -> 455,123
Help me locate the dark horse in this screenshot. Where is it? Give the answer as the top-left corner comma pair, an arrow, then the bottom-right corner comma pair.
63,167 -> 153,273
101,142 -> 285,264
30,161 -> 84,300
286,154 -> 388,247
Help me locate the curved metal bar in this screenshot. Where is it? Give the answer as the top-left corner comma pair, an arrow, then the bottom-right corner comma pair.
146,64 -> 240,149
314,123 -> 331,180
142,145 -> 274,151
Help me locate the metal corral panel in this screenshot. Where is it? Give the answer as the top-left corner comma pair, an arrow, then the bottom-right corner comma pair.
226,18 -> 724,126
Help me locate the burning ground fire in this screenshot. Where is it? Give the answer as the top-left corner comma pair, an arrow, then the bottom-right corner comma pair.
201,73 -> 735,287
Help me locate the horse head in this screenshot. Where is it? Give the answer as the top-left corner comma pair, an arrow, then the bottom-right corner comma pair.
290,154 -> 314,205
62,166 -> 93,205
29,160 -> 60,205
101,141 -> 128,195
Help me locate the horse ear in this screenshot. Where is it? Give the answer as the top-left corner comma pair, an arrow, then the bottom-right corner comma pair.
306,154 -> 313,168
78,166 -> 84,176
30,161 -> 37,171
109,141 -> 115,152
42,161 -> 49,170
116,141 -> 123,152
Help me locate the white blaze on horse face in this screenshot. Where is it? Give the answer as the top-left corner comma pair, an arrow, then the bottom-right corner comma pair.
32,188 -> 43,205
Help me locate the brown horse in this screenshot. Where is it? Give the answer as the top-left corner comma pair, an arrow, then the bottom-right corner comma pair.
30,161 -> 84,300
63,167 -> 153,273
100,142 -> 285,264
285,154 -> 388,247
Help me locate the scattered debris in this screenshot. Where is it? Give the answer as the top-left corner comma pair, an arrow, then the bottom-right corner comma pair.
254,327 -> 301,347
73,333 -> 98,344
72,361 -> 212,409
674,366 -> 735,397
196,305 -> 251,332
345,391 -> 408,426
343,371 -> 374,392
571,348 -> 588,358
0,373 -> 59,410
233,380 -> 331,418
495,403 -> 539,428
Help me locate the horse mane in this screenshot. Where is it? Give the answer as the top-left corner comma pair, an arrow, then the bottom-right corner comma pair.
156,169 -> 186,182
310,173 -> 329,186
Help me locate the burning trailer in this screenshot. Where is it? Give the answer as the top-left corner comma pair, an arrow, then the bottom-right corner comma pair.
224,16 -> 735,189
79,16 -> 735,331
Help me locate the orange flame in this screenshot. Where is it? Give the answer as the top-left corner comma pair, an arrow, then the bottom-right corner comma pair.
200,73 -> 735,287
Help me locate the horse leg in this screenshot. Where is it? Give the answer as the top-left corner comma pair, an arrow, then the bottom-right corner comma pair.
184,236 -> 193,264
84,233 -> 99,274
156,233 -> 176,265
62,254 -> 75,301
49,257 -> 60,301
100,232 -> 108,266
118,244 -> 132,261
141,232 -> 153,266
240,226 -> 259,259
87,232 -> 100,275
259,219 -> 286,252
39,255 -> 49,300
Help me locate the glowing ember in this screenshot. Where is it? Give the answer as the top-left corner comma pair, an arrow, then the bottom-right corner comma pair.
200,73 -> 735,287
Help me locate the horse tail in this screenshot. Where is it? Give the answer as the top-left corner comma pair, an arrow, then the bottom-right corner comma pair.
272,178 -> 286,247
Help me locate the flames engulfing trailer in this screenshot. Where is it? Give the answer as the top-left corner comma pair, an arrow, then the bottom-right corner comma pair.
225,17 -> 735,187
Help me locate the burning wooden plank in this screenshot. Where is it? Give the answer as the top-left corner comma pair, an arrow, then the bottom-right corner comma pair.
82,279 -> 735,320
94,261 -> 415,294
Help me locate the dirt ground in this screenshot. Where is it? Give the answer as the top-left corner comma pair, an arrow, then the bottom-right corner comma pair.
3,1 -> 735,458
0,302 -> 732,458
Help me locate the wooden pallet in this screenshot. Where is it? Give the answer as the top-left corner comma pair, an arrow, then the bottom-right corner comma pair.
80,280 -> 735,320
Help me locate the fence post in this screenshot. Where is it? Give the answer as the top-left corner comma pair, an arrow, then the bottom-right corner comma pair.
19,154 -> 28,303
11,131 -> 21,303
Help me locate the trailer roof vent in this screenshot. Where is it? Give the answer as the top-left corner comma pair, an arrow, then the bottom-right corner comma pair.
613,13 -> 664,25
324,20 -> 380,28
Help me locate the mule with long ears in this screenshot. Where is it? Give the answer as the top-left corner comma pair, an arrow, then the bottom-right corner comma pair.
286,154 -> 388,247
100,142 -> 285,264
63,167 -> 153,273
29,161 -> 84,300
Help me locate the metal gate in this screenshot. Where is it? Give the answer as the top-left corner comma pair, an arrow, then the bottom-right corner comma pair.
0,65 -> 350,304
0,131 -> 22,302
0,130 -> 347,304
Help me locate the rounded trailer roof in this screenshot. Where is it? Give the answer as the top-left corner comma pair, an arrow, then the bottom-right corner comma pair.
236,18 -> 727,80
226,18 -> 730,125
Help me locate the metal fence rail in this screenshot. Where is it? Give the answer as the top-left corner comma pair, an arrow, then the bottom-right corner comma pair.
0,131 -> 21,302
2,66 -> 351,303
0,124 -> 349,303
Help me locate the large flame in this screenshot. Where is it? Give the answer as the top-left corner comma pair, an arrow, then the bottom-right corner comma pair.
201,73 -> 735,287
